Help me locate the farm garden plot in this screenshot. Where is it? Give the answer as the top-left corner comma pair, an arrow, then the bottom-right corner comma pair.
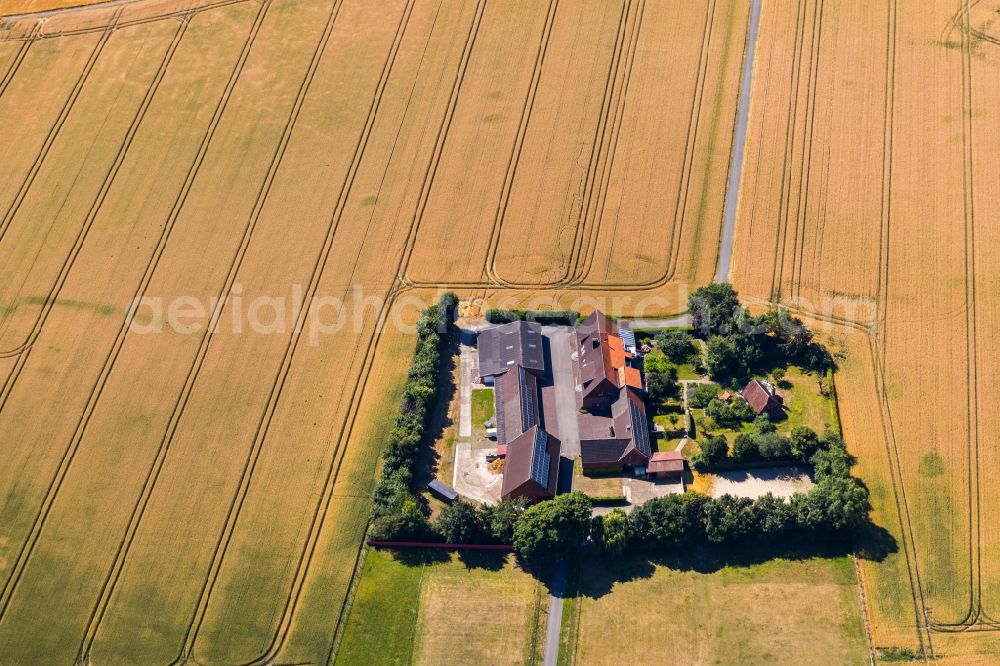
733,0 -> 1000,660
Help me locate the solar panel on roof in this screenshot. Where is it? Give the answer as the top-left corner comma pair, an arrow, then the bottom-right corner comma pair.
519,367 -> 538,432
619,327 -> 637,353
529,430 -> 551,486
629,401 -> 651,458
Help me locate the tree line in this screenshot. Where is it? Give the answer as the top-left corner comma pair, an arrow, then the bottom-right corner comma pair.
484,307 -> 581,326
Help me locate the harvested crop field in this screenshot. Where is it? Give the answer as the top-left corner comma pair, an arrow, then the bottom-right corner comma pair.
733,0 -> 1000,661
0,0 -> 752,662
567,554 -> 869,666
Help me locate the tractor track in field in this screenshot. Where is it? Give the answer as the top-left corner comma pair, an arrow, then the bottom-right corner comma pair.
0,0 -> 270,627
63,0 -> 355,657
767,0 -> 806,302
569,0 -> 645,287
563,0 -> 643,287
0,21 -> 40,101
394,0 -> 486,285
574,0 -> 720,291
0,6 -> 122,248
0,0 -> 254,41
925,0 -> 997,635
864,0 -> 999,650
0,16 -> 187,411
422,0 -> 631,289
157,2 -> 421,663
268,4 -> 490,659
787,0 -> 823,303
488,0 -> 631,290
626,0 -> 716,288
478,0 -> 560,287
865,0 -> 933,653
403,0 -> 750,295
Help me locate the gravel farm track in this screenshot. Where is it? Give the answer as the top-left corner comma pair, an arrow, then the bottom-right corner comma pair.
1,0 -> 999,664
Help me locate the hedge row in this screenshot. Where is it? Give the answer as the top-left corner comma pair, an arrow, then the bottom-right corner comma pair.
369,293 -> 457,534
587,495 -> 628,506
693,423 -> 843,471
484,308 -> 581,326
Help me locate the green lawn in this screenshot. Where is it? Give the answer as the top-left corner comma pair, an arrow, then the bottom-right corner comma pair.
336,549 -> 425,666
781,367 -> 839,433
336,549 -> 542,666
675,362 -> 705,380
471,388 -> 495,432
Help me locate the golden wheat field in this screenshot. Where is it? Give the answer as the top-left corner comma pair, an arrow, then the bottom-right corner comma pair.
0,0 -> 750,662
733,0 -> 1000,661
8,0 -> 1000,661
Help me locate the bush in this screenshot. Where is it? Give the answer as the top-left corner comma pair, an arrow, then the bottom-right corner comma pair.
705,398 -> 740,429
643,352 -> 671,375
629,493 -> 710,549
654,329 -> 696,363
753,414 -> 775,433
484,308 -> 580,326
688,383 -> 720,409
512,492 -> 592,561
693,435 -> 729,470
646,366 -> 679,402
688,283 -> 741,337
753,493 -> 794,538
731,397 -> 756,422
731,432 -> 760,461
592,508 -> 633,554
370,497 -> 436,541
434,500 -> 486,543
479,498 -> 526,544
705,335 -> 739,379
757,432 -> 791,459
811,445 -> 853,483
792,476 -> 870,533
790,426 -> 820,460
703,494 -> 755,544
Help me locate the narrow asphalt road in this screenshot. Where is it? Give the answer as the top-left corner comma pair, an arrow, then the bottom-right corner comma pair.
715,0 -> 763,283
541,3 -> 765,664
543,562 -> 566,666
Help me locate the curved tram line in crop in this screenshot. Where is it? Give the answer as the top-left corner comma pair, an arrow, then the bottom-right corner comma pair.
0,0 -> 272,627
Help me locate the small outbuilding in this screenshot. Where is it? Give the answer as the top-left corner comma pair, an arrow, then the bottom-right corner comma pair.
646,450 -> 685,480
741,379 -> 783,416
427,479 -> 459,502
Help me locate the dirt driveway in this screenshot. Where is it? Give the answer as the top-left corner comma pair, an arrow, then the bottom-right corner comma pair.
453,442 -> 502,505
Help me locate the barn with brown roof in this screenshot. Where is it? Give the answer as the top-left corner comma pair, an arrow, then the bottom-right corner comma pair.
477,320 -> 544,379
647,451 -> 685,480
578,388 -> 652,472
501,426 -> 560,500
494,365 -> 540,446
576,311 -> 644,409
741,379 -> 784,416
